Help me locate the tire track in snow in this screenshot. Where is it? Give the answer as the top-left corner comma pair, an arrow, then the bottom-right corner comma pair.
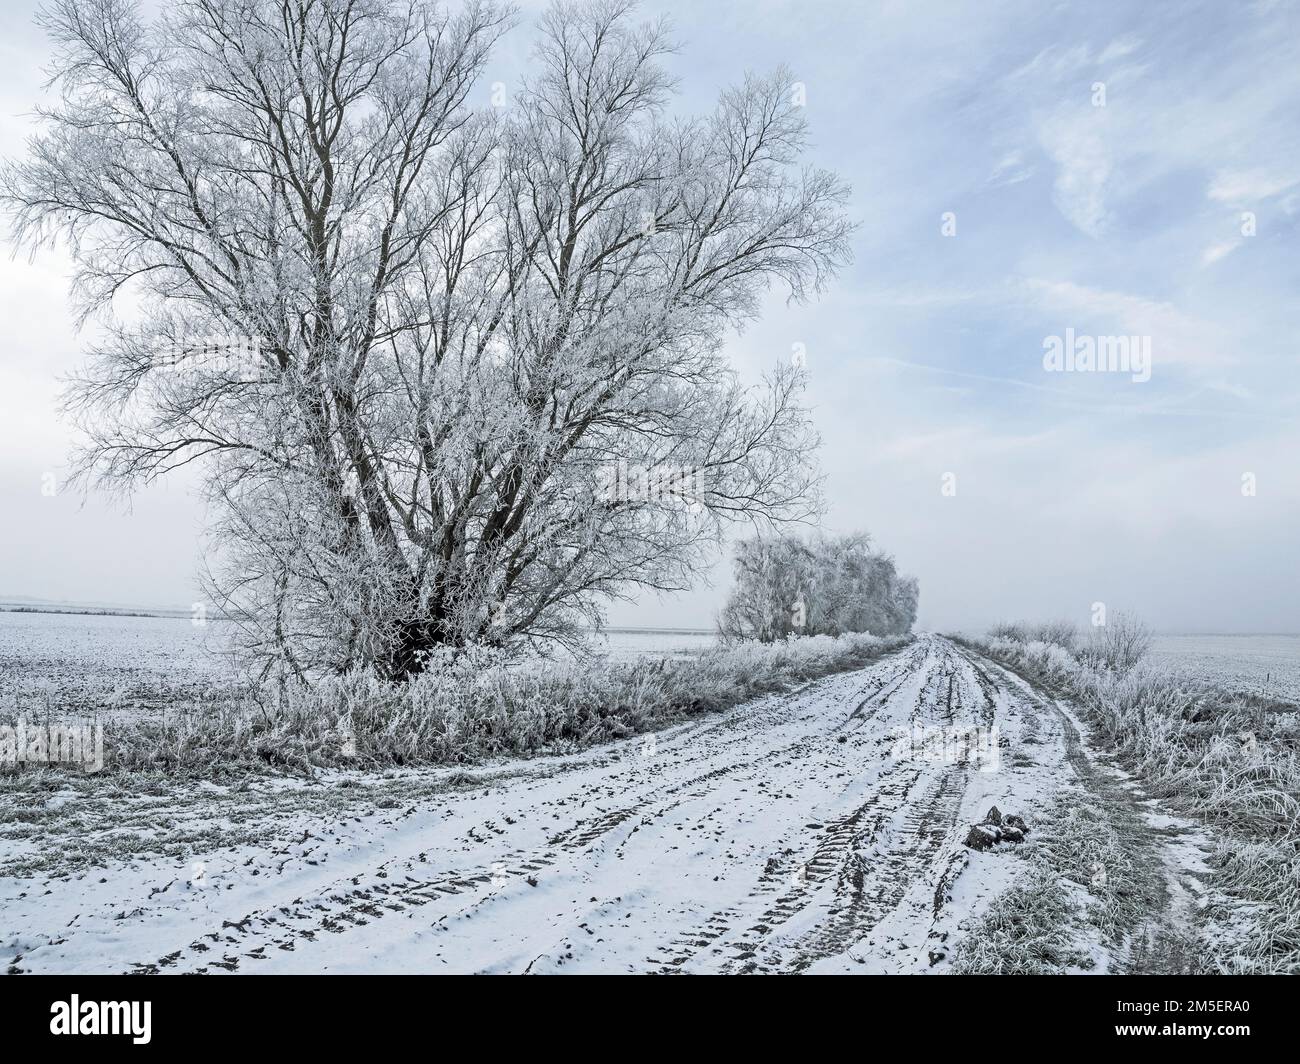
655,638 -> 982,974
105,636 -> 1074,974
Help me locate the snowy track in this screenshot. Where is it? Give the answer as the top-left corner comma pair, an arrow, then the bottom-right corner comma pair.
5,635 -> 1091,974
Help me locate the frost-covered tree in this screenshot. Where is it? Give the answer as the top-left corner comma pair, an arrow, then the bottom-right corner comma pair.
1080,610 -> 1151,674
718,532 -> 918,642
2,0 -> 854,678
716,534 -> 817,643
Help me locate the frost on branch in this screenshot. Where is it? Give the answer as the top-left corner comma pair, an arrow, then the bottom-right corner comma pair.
2,0 -> 854,679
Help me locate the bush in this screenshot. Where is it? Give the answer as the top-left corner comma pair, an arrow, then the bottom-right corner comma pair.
990,619 -> 1077,651
1079,611 -> 1151,674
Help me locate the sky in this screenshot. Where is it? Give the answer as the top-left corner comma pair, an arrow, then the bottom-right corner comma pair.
1,0 -> 1298,633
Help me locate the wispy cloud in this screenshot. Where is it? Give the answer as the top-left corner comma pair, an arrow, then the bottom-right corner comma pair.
1207,168 -> 1300,204
987,148 -> 1034,187
1098,35 -> 1143,64
1036,112 -> 1112,237
1200,239 -> 1240,266
1022,279 -> 1235,371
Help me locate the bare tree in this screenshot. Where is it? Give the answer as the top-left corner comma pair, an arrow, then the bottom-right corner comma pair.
3,0 -> 854,679
1080,610 -> 1152,674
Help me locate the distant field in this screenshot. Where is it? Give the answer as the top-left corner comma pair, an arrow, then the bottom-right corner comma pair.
0,611 -> 717,717
3,610 -> 1295,717
1150,634 -> 1300,703
0,610 -> 234,719
590,628 -> 716,661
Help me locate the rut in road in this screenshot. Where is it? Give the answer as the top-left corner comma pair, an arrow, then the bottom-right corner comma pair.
13,635 -> 1078,975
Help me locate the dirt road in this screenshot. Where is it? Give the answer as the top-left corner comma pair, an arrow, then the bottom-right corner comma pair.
5,635 -> 1195,974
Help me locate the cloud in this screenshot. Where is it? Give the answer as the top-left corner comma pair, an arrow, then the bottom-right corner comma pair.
1098,35 -> 1143,64
1036,112 -> 1113,236
988,148 -> 1035,187
1008,43 -> 1093,82
1006,36 -> 1148,237
1207,169 -> 1300,204
1023,279 -> 1234,371
1200,240 -> 1241,266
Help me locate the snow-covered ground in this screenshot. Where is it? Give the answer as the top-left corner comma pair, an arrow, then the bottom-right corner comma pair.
0,610 -> 234,720
0,611 -> 718,719
5,610 -> 1295,718
4,634 -> 1205,975
1150,634 -> 1300,703
588,627 -> 716,662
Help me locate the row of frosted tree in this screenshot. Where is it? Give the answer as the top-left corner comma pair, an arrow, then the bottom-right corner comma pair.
718,533 -> 919,643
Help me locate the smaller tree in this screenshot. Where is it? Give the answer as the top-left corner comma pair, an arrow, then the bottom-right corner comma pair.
718,532 -> 918,642
1080,611 -> 1151,674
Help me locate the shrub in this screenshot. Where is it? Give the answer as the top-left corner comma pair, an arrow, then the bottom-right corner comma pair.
1079,610 -> 1151,674
990,619 -> 1078,651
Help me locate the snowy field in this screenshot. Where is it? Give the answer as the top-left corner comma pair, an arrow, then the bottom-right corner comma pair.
587,627 -> 716,661
1150,635 -> 1300,703
0,611 -> 716,719
0,610 -> 235,719
0,622 -> 1275,973
0,636 -> 1139,973
2,612 -> 1296,722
